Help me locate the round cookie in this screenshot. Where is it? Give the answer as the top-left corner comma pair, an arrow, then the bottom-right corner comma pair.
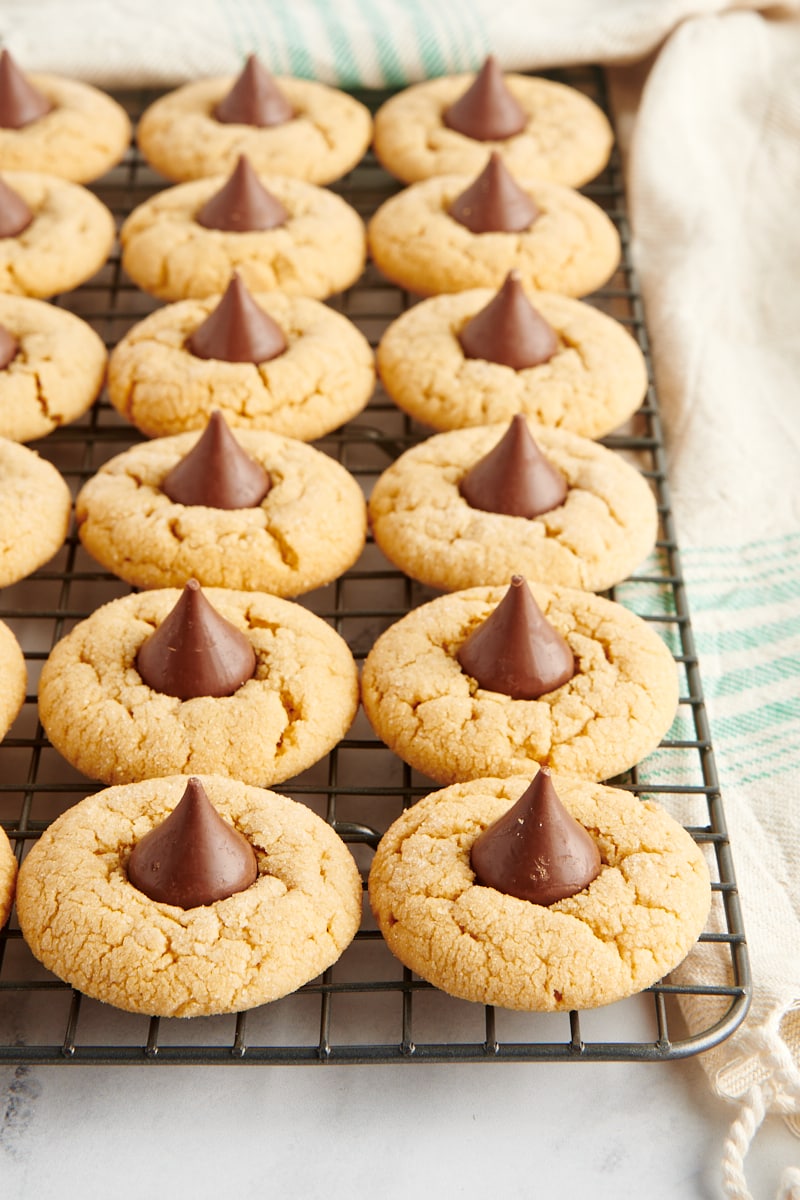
120,173 -> 366,302
138,75 -> 372,185
373,73 -> 613,187
361,581 -> 679,784
368,422 -> 658,592
0,825 -> 16,929
0,170 -> 115,298
0,438 -> 72,586
38,587 -> 360,787
368,774 -> 711,1012
0,618 -> 26,740
0,74 -> 130,183
367,174 -> 619,298
0,294 -> 106,441
76,428 -> 368,595
107,290 -> 374,440
16,774 -> 362,1017
376,287 -> 646,438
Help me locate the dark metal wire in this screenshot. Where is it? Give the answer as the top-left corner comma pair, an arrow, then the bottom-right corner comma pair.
0,67 -> 750,1065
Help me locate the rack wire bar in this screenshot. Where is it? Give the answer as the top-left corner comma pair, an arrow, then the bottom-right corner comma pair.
0,66 -> 750,1065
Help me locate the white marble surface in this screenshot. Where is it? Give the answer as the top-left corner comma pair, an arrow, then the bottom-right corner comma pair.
0,1056 -> 796,1197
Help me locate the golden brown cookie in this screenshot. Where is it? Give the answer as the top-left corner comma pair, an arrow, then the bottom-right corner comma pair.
138,75 -> 372,185
0,293 -> 106,441
376,287 -> 646,438
361,581 -> 678,784
0,618 -> 26,741
368,173 -> 619,298
0,72 -> 131,183
120,172 -> 366,302
76,428 -> 367,595
38,588 -> 359,787
0,825 -> 16,929
0,170 -> 115,298
368,422 -> 658,592
373,72 -> 613,187
16,774 -> 362,1017
368,773 -> 711,1011
106,290 -> 374,440
0,438 -> 72,586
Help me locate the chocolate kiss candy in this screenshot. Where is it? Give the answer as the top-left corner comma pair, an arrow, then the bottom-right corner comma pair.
458,270 -> 558,370
187,273 -> 287,363
0,49 -> 53,130
162,410 -> 271,509
443,54 -> 526,142
470,766 -> 601,905
456,574 -> 574,699
136,579 -> 257,699
448,152 -> 538,234
459,414 -> 567,518
196,155 -> 289,232
0,175 -> 34,238
213,53 -> 294,127
0,322 -> 19,371
127,776 -> 258,908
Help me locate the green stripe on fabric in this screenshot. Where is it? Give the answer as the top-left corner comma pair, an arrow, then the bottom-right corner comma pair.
264,0 -> 314,78
702,653 -> 800,701
214,0 -> 246,57
407,0 -> 447,77
692,610 -> 800,655
311,0 -> 362,86
702,697 -> 798,741
683,557 -> 800,589
682,532 -> 800,560
714,726 -> 800,777
686,574 -> 800,614
730,756 -> 800,788
355,0 -> 405,85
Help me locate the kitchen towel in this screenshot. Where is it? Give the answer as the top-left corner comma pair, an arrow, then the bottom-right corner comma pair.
1,2 -> 799,1197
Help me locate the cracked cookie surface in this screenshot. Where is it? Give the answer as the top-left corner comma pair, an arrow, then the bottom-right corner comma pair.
0,618 -> 25,742
373,74 -> 612,187
107,290 -> 374,440
0,75 -> 131,183
138,76 -> 371,185
120,173 -> 366,302
368,774 -> 711,1011
76,428 -> 367,595
361,581 -> 678,784
0,170 -> 114,298
0,294 -> 106,441
376,287 -> 646,438
16,774 -> 362,1016
0,825 -> 16,929
38,588 -> 359,786
367,174 -> 619,298
369,422 -> 657,592
0,437 -> 72,586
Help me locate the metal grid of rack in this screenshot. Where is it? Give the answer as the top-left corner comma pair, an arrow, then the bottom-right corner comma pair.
0,66 -> 750,1064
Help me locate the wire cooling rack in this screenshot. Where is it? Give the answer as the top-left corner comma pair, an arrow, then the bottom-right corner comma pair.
0,66 -> 750,1064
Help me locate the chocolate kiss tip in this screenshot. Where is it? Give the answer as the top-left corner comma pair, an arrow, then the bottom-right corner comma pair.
196,155 -> 289,233
213,52 -> 294,127
188,273 -> 287,364
0,49 -> 53,130
162,409 -> 271,509
0,321 -> 19,371
0,174 -> 34,238
135,579 -> 257,700
448,152 -> 538,234
127,776 -> 258,909
459,414 -> 567,519
458,270 -> 558,370
470,767 -> 601,905
443,54 -> 527,142
456,575 -> 574,700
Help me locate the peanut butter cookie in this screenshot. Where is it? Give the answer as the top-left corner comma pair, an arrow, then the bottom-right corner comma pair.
369,422 -> 657,592
376,287 -> 646,438
38,588 -> 359,787
361,581 -> 678,784
0,825 -> 16,929
0,618 -> 25,741
369,773 -> 711,1011
16,774 -> 362,1017
107,290 -> 374,440
0,437 -> 72,586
